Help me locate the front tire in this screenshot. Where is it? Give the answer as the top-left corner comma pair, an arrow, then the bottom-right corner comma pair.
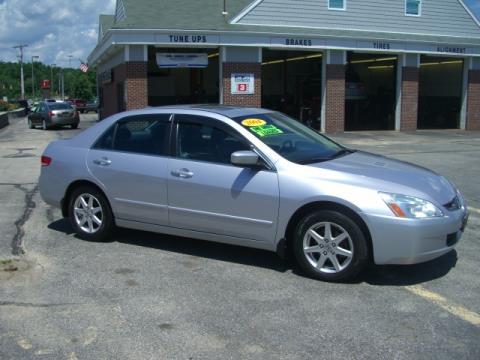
293,210 -> 368,282
68,186 -> 114,242
28,119 -> 34,129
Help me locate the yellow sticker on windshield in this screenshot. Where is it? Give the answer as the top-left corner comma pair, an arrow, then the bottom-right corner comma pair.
241,118 -> 267,127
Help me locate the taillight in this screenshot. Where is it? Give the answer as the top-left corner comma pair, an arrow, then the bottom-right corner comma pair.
48,111 -> 54,118
41,156 -> 52,167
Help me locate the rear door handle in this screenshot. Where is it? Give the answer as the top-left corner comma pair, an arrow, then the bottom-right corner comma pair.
93,157 -> 112,166
171,168 -> 194,179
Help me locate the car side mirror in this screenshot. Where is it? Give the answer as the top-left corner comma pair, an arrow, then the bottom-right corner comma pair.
231,150 -> 260,167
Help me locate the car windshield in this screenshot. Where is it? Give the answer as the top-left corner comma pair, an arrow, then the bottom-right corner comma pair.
233,112 -> 351,164
49,103 -> 73,110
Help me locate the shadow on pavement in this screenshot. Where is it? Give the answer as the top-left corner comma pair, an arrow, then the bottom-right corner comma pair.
48,218 -> 291,273
360,250 -> 457,286
48,218 -> 457,285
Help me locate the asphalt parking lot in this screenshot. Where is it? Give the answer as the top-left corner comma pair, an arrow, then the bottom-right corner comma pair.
0,115 -> 479,359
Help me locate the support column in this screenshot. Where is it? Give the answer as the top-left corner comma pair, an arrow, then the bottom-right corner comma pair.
466,58 -> 480,131
125,61 -> 148,110
324,50 -> 346,133
222,47 -> 262,107
124,45 -> 148,111
400,54 -> 420,131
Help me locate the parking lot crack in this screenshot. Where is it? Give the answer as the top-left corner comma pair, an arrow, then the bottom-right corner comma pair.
11,184 -> 39,255
0,301 -> 76,308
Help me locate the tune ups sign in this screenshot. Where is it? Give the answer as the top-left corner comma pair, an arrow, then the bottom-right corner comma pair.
231,73 -> 255,95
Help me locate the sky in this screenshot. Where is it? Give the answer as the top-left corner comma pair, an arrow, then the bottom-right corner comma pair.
0,0 -> 116,68
0,0 -> 479,69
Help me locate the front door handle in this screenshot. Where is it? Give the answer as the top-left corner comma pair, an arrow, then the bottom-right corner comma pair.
93,157 -> 112,166
171,168 -> 194,179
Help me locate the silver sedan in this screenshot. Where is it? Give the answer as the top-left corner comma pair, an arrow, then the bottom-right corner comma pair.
39,106 -> 469,282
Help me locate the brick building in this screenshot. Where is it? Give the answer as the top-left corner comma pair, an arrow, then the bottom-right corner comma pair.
88,0 -> 480,132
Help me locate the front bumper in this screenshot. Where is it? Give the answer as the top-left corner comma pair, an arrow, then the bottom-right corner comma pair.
363,208 -> 468,265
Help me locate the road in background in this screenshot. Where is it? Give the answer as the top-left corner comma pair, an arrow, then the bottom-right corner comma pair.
1,118 -> 479,359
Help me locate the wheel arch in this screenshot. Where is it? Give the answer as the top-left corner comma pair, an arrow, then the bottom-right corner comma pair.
61,179 -> 111,218
281,201 -> 374,261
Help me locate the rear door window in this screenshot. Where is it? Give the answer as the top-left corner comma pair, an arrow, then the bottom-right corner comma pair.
94,114 -> 172,156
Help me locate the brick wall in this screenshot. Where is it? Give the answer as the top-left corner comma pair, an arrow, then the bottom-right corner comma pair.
466,70 -> 480,131
125,62 -> 148,111
222,62 -> 261,107
325,64 -> 345,133
400,67 -> 419,131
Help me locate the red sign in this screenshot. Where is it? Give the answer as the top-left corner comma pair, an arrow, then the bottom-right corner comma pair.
40,80 -> 51,89
237,83 -> 248,92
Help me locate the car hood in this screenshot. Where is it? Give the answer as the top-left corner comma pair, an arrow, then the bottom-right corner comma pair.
308,151 -> 456,205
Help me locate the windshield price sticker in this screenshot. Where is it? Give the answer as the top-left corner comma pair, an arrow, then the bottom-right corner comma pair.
241,118 -> 267,127
250,125 -> 284,137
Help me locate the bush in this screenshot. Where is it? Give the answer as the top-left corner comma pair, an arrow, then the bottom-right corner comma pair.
0,100 -> 8,112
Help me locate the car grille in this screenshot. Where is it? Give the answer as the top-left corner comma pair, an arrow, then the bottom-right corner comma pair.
443,196 -> 461,211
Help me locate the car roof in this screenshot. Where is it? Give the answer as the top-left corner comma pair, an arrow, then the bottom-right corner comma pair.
152,104 -> 274,118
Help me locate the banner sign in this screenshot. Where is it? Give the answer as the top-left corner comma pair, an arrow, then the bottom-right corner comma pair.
231,73 -> 255,95
156,53 -> 208,68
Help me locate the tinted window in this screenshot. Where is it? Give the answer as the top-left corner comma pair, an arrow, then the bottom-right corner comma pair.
49,103 -> 73,110
176,115 -> 249,164
113,114 -> 171,155
406,0 -> 421,15
329,0 -> 345,10
233,112 -> 344,164
94,125 -> 115,150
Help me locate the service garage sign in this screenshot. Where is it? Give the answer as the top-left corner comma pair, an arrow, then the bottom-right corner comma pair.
231,73 -> 255,95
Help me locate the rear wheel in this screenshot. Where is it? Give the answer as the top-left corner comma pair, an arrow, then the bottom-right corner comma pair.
293,210 -> 368,282
68,186 -> 114,242
71,123 -> 78,129
42,120 -> 48,130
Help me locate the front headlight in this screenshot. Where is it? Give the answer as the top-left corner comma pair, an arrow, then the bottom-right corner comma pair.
379,192 -> 444,218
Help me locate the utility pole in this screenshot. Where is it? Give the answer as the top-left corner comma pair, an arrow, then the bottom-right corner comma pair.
31,55 -> 39,99
13,44 -> 27,99
61,70 -> 65,100
50,64 -> 56,96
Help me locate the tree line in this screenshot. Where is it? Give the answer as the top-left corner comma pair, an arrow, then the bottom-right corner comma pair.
0,61 -> 97,101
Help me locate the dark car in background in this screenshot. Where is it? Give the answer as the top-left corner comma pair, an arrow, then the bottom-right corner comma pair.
16,100 -> 31,115
84,99 -> 98,113
66,99 -> 87,113
28,101 -> 79,130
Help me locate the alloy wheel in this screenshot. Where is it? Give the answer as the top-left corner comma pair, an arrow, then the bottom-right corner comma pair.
303,222 -> 354,273
73,193 -> 103,234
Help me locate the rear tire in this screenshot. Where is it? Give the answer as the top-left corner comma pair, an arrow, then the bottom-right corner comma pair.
292,210 -> 368,282
42,120 -> 48,130
68,186 -> 114,242
71,123 -> 78,129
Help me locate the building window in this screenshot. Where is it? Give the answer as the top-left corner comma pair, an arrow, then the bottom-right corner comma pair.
328,0 -> 345,11
405,0 -> 421,16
